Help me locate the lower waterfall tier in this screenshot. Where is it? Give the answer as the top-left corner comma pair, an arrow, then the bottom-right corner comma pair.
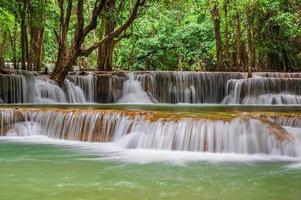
1,108 -> 300,157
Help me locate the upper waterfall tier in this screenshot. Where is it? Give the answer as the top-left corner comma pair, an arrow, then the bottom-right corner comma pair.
0,108 -> 300,156
1,71 -> 301,104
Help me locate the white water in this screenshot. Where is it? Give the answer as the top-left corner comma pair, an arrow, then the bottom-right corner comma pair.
1,109 -> 300,157
66,74 -> 95,102
35,79 -> 86,103
35,79 -> 68,103
0,72 -> 89,104
0,71 -> 33,103
136,72 -> 244,103
223,77 -> 301,104
2,71 -> 301,104
117,73 -> 153,104
1,135 -> 301,166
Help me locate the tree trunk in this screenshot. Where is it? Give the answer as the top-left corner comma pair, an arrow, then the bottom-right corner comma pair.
30,27 -> 44,71
0,29 -> 6,69
209,0 -> 224,71
0,55 -> 5,69
236,12 -> 242,71
223,0 -> 230,71
51,0 -> 145,85
20,1 -> 28,70
97,0 -> 116,71
13,21 -> 18,69
247,7 -> 255,78
177,53 -> 183,71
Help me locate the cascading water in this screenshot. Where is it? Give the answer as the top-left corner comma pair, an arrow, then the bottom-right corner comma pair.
0,71 -> 88,104
35,79 -> 68,103
117,73 -> 154,103
35,78 -> 86,103
136,72 -> 244,103
2,71 -> 301,104
66,74 -> 95,102
223,77 -> 301,104
1,108 -> 300,157
0,71 -> 35,103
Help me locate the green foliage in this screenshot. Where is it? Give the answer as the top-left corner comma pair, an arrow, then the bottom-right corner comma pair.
115,1 -> 215,70
0,0 -> 300,71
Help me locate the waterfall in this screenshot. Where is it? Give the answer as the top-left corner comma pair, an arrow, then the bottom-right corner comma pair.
64,79 -> 86,103
223,77 -> 301,104
136,72 -> 244,103
1,108 -> 300,157
117,73 -> 154,103
2,71 -> 301,104
35,79 -> 68,103
0,71 -> 35,103
35,78 -> 86,103
66,74 -> 95,102
274,115 -> 301,128
0,71 -> 88,104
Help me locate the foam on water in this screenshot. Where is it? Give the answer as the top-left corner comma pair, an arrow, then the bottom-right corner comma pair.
1,109 -> 300,157
117,73 -> 153,104
1,135 -> 301,166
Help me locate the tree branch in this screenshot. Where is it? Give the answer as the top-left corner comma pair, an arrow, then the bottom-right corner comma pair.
79,0 -> 146,57
82,0 -> 106,38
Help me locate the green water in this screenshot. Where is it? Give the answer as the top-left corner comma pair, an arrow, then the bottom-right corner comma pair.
0,139 -> 300,200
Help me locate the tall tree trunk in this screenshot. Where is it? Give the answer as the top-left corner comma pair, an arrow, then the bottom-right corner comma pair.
8,25 -> 18,70
20,0 -> 28,70
30,27 -> 45,71
247,6 -> 255,78
28,0 -> 46,71
209,0 -> 224,71
87,0 -> 98,61
235,12 -> 242,71
97,0 -> 116,71
223,0 -> 230,71
13,21 -> 18,69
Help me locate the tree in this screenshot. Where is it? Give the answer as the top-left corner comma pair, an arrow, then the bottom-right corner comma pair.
97,0 -> 115,71
246,1 -> 255,77
50,0 -> 146,84
208,0 -> 224,71
28,0 -> 46,71
0,1 -> 15,69
19,0 -> 29,70
235,3 -> 242,71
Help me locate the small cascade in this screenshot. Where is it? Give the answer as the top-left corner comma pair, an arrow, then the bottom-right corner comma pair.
0,71 -> 35,103
35,79 -> 68,103
223,77 -> 301,104
64,79 -> 86,103
274,115 -> 301,128
0,108 -> 300,157
67,74 -> 95,102
35,78 -> 87,103
135,72 -> 244,103
94,73 -> 126,103
117,73 -> 154,103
